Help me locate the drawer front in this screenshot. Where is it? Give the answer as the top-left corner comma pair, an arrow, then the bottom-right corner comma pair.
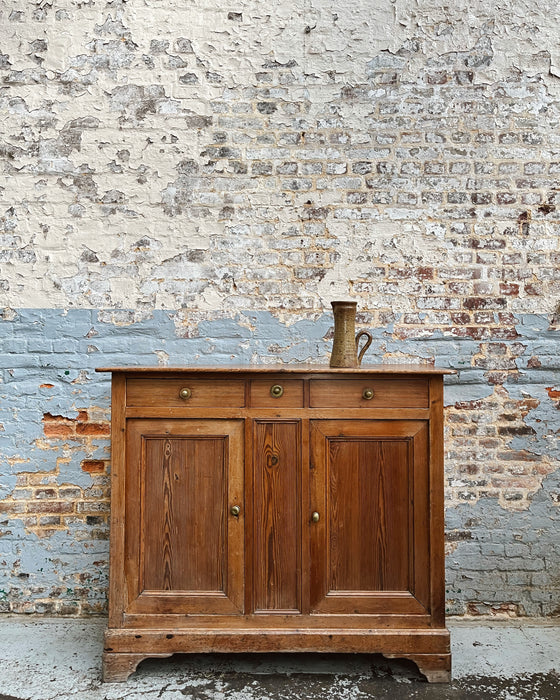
250,379 -> 304,408
126,378 -> 246,407
309,378 -> 429,408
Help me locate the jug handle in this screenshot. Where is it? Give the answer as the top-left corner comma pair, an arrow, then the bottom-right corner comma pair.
356,330 -> 373,366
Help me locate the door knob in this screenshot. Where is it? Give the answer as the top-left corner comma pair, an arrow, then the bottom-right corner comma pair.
311,512 -> 320,523
230,505 -> 241,517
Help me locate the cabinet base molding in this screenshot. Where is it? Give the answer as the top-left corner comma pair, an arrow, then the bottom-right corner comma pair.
104,628 -> 451,682
385,653 -> 452,683
102,652 -> 173,683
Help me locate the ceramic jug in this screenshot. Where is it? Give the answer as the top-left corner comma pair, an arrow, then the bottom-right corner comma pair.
329,300 -> 373,368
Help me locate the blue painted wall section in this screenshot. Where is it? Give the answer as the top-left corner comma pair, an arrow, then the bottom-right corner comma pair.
0,309 -> 559,615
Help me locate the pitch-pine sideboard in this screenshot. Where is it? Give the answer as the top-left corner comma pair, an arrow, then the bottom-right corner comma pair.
97,365 -> 453,683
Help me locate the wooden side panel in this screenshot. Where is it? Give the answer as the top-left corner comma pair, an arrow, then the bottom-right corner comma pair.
253,421 -> 301,613
328,439 -> 409,592
143,436 -> 225,592
429,376 -> 446,626
108,373 -> 127,627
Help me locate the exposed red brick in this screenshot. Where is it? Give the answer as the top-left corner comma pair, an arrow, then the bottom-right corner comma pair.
27,501 -> 74,514
486,371 -> 510,384
487,328 -> 520,340
81,460 -> 106,474
450,312 -> 471,325
43,423 -> 75,439
391,266 -> 434,280
446,326 -> 486,339
42,413 -> 76,439
474,311 -> 495,324
500,282 -> 519,295
464,297 -> 507,310
76,423 -> 111,437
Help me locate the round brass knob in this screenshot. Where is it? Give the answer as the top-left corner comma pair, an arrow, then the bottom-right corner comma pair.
230,505 -> 241,517
311,512 -> 320,523
362,388 -> 374,400
179,388 -> 192,400
270,384 -> 284,398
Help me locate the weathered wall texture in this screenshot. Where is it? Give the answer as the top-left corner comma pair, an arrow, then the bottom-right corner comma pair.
1,0 -> 559,616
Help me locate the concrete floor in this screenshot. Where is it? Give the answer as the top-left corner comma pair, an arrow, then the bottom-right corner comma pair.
0,618 -> 558,700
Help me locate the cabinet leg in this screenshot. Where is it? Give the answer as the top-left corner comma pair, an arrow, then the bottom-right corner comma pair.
385,653 -> 451,683
102,652 -> 173,683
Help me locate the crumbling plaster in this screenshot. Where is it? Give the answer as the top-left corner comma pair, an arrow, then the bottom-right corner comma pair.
1,1 -> 560,313
0,0 -> 559,616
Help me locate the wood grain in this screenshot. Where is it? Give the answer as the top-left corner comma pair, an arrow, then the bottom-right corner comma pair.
105,627 -> 450,654
310,420 -> 429,615
429,375 -> 446,626
327,438 -> 409,591
309,378 -> 429,408
143,436 -> 225,591
97,364 -> 455,375
125,419 -> 244,615
249,379 -> 304,407
107,373 -> 126,628
253,420 -> 301,612
126,378 -> 245,407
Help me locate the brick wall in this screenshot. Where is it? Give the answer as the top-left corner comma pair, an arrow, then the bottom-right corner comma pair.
0,0 -> 559,616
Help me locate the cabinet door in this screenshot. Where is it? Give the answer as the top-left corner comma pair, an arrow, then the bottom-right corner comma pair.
309,420 -> 430,615
125,419 -> 244,615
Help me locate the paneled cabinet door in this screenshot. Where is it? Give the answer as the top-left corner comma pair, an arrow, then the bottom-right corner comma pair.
309,420 -> 431,615
124,419 -> 244,615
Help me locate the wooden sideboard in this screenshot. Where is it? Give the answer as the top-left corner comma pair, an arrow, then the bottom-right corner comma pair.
97,365 -> 452,682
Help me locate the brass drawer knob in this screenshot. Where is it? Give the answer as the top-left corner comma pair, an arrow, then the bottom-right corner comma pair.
179,388 -> 192,400
230,505 -> 241,517
311,511 -> 320,523
270,384 -> 284,398
362,388 -> 374,400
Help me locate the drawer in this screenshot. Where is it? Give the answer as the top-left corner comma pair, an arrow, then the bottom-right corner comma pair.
249,379 -> 304,407
309,378 -> 429,408
126,378 -> 246,408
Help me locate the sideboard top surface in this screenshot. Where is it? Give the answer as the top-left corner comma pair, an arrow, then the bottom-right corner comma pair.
96,364 -> 455,375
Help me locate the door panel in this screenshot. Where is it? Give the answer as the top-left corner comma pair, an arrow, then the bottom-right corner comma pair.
253,421 -> 301,613
125,419 -> 244,615
327,438 -> 409,592
310,420 -> 429,615
143,436 -> 226,592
